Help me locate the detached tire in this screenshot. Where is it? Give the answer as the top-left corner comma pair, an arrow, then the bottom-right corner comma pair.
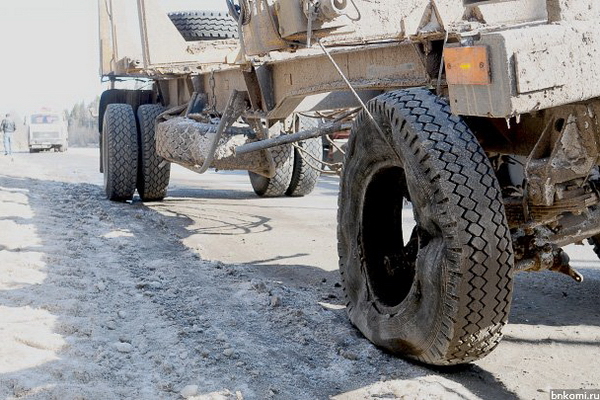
137,104 -> 170,202
168,11 -> 238,41
249,145 -> 293,197
286,138 -> 322,197
102,104 -> 138,201
338,88 -> 514,365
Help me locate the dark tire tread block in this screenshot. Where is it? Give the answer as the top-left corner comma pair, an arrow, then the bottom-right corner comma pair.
103,104 -> 138,202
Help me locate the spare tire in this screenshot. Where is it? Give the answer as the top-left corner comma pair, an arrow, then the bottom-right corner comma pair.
168,11 -> 238,41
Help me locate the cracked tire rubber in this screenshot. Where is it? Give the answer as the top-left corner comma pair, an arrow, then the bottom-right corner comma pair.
137,104 -> 170,202
248,145 -> 293,197
286,138 -> 322,197
102,104 -> 138,202
168,11 -> 238,41
338,88 -> 514,366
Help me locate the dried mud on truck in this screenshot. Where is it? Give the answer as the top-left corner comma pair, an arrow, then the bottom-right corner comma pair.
97,0 -> 600,366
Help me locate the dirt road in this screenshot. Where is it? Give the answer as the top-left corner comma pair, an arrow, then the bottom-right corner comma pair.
0,148 -> 599,400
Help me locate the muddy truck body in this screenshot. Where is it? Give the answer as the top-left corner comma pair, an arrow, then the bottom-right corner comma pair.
98,0 -> 600,365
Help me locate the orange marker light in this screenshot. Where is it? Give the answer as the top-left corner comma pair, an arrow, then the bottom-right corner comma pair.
444,46 -> 491,85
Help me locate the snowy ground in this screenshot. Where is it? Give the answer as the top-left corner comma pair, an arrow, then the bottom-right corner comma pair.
0,148 -> 599,400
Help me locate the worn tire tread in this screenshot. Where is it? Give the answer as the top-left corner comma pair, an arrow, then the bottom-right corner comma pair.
103,104 -> 138,201
168,11 -> 238,41
338,88 -> 514,365
249,145 -> 293,197
286,138 -> 322,197
137,104 -> 170,201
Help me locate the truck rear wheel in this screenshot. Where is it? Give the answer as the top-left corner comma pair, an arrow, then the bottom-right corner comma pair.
286,138 -> 322,197
338,88 -> 514,365
102,104 -> 138,201
99,89 -> 154,173
168,11 -> 238,41
248,145 -> 293,197
137,104 -> 170,201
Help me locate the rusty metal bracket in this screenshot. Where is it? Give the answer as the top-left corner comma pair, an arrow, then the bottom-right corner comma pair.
513,227 -> 584,282
551,256 -> 584,282
525,105 -> 599,206
242,65 -> 275,112
236,107 -> 356,155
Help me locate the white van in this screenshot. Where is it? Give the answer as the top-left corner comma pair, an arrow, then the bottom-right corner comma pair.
27,112 -> 69,152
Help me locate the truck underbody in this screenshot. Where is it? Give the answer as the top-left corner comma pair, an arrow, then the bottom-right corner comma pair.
97,0 -> 600,365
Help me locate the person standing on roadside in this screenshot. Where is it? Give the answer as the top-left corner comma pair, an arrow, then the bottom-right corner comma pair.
1,113 -> 16,156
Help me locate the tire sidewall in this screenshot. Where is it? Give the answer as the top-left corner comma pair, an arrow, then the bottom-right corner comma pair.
248,171 -> 270,196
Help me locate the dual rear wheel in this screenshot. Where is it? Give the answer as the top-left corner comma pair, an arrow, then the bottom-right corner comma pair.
103,102 -> 321,202
101,103 -> 170,202
248,138 -> 322,198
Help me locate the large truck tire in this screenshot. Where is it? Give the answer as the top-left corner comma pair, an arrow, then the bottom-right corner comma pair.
168,11 -> 238,41
99,89 -> 154,173
137,104 -> 170,202
286,138 -> 322,197
102,104 -> 138,202
248,145 -> 293,197
338,88 -> 514,365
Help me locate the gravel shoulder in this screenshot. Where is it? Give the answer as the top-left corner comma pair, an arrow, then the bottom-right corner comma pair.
0,149 -> 599,400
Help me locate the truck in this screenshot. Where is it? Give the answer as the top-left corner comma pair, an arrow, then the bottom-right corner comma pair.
98,0 -> 600,366
27,110 -> 69,152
